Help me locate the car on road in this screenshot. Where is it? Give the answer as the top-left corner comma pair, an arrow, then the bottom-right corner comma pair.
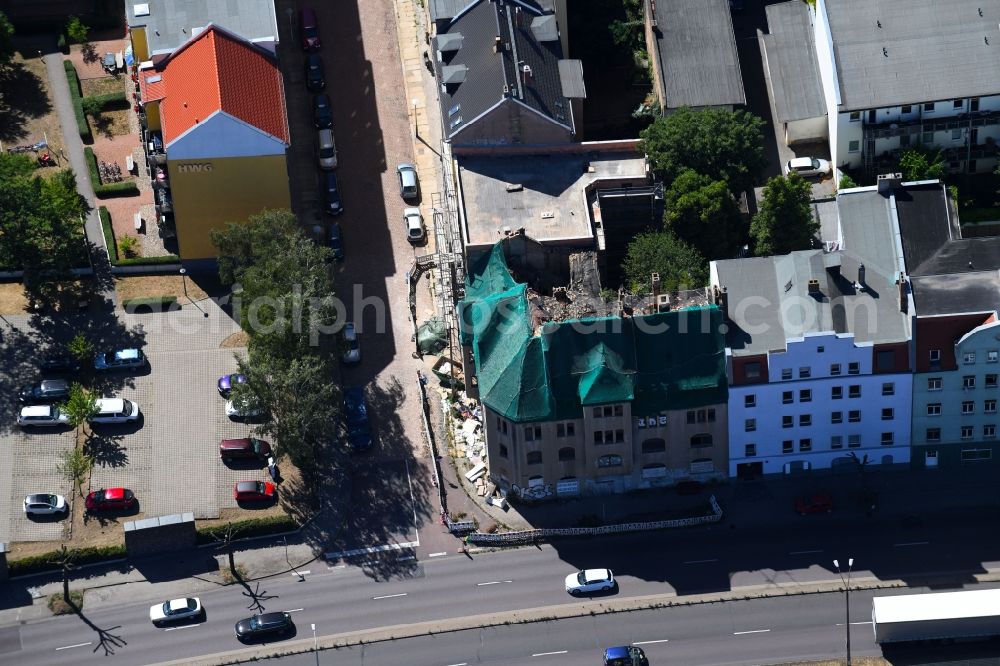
299,7 -> 321,51
234,480 -> 277,502
326,223 -> 344,262
226,400 -> 264,420
317,128 -> 337,170
39,354 -> 80,374
343,386 -> 372,452
784,156 -> 831,178
396,163 -> 418,200
604,645 -> 648,666
403,207 -> 425,243
340,322 -> 360,364
94,348 -> 146,371
17,404 -> 69,427
565,568 -> 615,595
23,493 -> 67,517
217,373 -> 247,398
304,54 -> 326,92
322,171 -> 343,215
85,487 -> 137,512
89,398 -> 140,424
150,597 -> 203,625
235,611 -> 294,642
795,492 -> 834,515
19,379 -> 70,403
220,437 -> 273,462
312,93 -> 332,128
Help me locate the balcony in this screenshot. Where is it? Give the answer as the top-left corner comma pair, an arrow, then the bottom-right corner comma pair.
863,109 -> 1000,141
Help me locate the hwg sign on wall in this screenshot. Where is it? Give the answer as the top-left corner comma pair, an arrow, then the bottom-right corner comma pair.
177,163 -> 214,173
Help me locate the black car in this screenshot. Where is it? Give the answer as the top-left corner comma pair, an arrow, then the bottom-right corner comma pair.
313,93 -> 332,128
326,223 -> 344,262
39,354 -> 79,374
304,54 -> 326,92
19,379 -> 70,403
322,171 -> 343,216
234,612 -> 294,641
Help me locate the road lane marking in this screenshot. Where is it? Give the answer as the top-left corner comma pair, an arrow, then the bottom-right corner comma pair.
398,555 -> 416,562
789,549 -> 823,555
372,593 -> 407,600
164,623 -> 203,631
476,580 -> 513,586
325,541 -> 420,560
836,621 -> 874,626
444,663 -> 468,666
284,608 -> 305,613
734,629 -> 771,635
532,650 -> 568,657
683,558 -> 718,564
291,570 -> 311,576
634,639 -> 670,645
55,642 -> 92,651
428,552 -> 448,558
893,541 -> 929,547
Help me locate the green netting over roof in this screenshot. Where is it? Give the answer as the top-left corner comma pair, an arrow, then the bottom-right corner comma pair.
459,243 -> 727,422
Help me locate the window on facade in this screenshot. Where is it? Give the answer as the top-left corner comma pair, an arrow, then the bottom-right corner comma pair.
613,405 -> 623,417
745,394 -> 756,408
899,133 -> 911,147
706,408 -> 716,422
986,425 -> 997,439
989,350 -> 999,363
781,368 -> 792,380
952,128 -> 963,141
849,111 -> 860,121
558,447 -> 575,461
962,401 -> 975,414
928,377 -> 942,391
691,434 -> 713,448
831,435 -> 843,449
987,399 -> 998,414
799,414 -> 812,427
799,367 -> 811,378
525,426 -> 541,441
849,385 -> 861,398
926,428 -> 941,442
830,363 -> 842,376
782,440 -> 793,453
927,403 -> 942,416
924,102 -> 935,111
594,431 -> 603,444
782,415 -> 793,428
962,448 -> 992,462
849,410 -> 861,422
615,429 -> 624,443
882,382 -> 895,396
881,408 -> 894,421
832,386 -> 843,400
848,434 -> 861,448
557,423 -> 565,437
881,432 -> 894,446
901,105 -> 912,114
922,131 -> 934,144
500,419 -> 509,435
800,389 -> 812,402
848,140 -> 860,153
930,349 -> 941,363
953,99 -> 964,109
965,352 -> 977,364
961,426 -> 975,440
526,451 -> 542,464
745,444 -> 757,457
641,438 -> 666,454
964,375 -> 976,389
799,438 -> 812,452
745,418 -> 756,432
499,444 -> 509,458
849,362 -> 861,375
782,391 -> 793,404
686,410 -> 696,424
597,454 -> 623,468
603,406 -> 613,418
817,346 -> 825,353
745,362 -> 762,378
592,407 -> 602,419
832,411 -> 843,424
987,375 -> 998,388
605,430 -> 615,443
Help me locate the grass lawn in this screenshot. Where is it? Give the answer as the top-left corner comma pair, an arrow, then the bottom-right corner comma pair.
0,51 -> 69,173
114,275 -> 209,308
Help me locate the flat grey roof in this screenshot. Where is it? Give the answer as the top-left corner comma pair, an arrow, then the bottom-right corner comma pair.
911,272 -> 1000,316
126,0 -> 278,56
557,59 -> 586,99
761,1 -> 826,122
651,0 -> 745,109
457,151 -> 647,248
825,0 -> 1000,111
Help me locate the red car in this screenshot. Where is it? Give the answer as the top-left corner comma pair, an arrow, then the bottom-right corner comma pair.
86,487 -> 136,511
795,493 -> 834,515
234,480 -> 276,502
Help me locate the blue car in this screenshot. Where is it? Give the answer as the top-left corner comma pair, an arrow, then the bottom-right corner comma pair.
604,646 -> 648,666
343,386 -> 372,452
217,373 -> 247,398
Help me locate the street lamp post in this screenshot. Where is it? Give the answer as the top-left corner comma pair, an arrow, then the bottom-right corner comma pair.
834,558 -> 854,666
179,267 -> 189,300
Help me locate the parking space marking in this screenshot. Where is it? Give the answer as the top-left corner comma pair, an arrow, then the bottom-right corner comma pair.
284,608 -> 305,613
55,642 -> 92,651
164,624 -> 203,631
325,541 -> 420,560
291,570 -> 311,576
634,639 -> 670,645
428,552 -> 448,558
373,593 -> 407,600
734,629 -> 770,635
476,580 -> 513,586
531,650 -> 567,657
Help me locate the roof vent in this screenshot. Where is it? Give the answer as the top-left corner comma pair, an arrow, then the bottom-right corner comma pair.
807,279 -> 821,294
494,35 -> 501,53
540,211 -> 554,219
505,183 -> 523,192
133,3 -> 150,17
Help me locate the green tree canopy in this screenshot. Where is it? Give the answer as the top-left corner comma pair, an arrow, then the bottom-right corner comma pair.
639,107 -> 767,194
623,230 -> 708,294
897,148 -> 945,182
749,173 -> 817,256
0,11 -> 14,69
664,169 -> 744,259
63,382 -> 98,432
66,16 -> 89,44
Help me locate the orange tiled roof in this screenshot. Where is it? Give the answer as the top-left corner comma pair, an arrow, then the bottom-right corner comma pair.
140,70 -> 167,102
158,25 -> 289,147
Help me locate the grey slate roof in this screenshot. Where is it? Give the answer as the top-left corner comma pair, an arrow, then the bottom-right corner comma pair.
126,0 -> 278,57
651,0 -> 745,109
824,0 -> 1000,111
760,1 -> 826,122
557,59 -> 586,99
433,0 -> 573,140
431,0 -> 554,22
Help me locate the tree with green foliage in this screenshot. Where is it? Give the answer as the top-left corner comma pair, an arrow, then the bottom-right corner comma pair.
749,174 -> 817,256
639,107 -> 767,194
66,16 -> 89,44
838,172 -> 859,190
63,382 -> 98,434
81,96 -> 102,118
664,169 -> 744,259
67,332 -> 93,365
57,447 -> 93,496
0,11 -> 14,69
897,148 -> 945,182
623,230 -> 708,294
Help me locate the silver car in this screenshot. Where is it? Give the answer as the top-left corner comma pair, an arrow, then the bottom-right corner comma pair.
403,207 -> 425,243
397,163 -> 418,199
18,405 -> 69,427
341,322 -> 361,364
23,493 -> 67,516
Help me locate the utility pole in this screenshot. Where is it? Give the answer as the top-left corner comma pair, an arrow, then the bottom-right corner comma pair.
834,558 -> 854,666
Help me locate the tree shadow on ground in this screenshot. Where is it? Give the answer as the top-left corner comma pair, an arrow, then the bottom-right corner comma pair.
67,600 -> 127,656
0,61 -> 52,142
81,43 -> 99,65
83,430 -> 129,468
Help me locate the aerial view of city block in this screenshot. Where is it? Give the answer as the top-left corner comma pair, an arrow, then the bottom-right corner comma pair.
0,0 -> 999,664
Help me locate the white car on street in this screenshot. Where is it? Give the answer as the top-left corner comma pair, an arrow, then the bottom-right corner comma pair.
23,493 -> 67,516
89,398 -> 141,424
149,597 -> 202,625
226,400 -> 264,420
784,156 -> 831,178
565,568 -> 615,595
17,405 -> 69,427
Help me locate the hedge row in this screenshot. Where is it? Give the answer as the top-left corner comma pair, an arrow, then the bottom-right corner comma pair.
86,91 -> 129,111
84,146 -> 139,198
63,60 -> 91,142
9,544 -> 126,577
196,515 -> 299,545
116,254 -> 180,266
99,206 -> 180,267
123,296 -> 178,310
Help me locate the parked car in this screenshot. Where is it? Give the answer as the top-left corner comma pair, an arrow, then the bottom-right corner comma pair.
340,322 -> 360,364
220,437 -> 273,462
94,348 -> 147,371
317,128 -> 338,169
85,487 -> 137,511
150,597 -> 203,625
38,354 -> 80,374
322,170 -> 343,215
604,645 -> 648,666
312,93 -> 332,128
19,379 -> 70,403
304,54 -> 326,92
794,493 -> 834,515
326,223 -> 344,263
565,568 -> 615,595
299,7 -> 321,51
23,493 -> 67,517
217,373 -> 247,398
226,400 -> 264,420
396,163 -> 419,200
17,404 -> 69,427
343,386 -> 372,452
784,156 -> 831,178
89,398 -> 140,424
234,480 -> 277,502
235,611 -> 294,642
403,207 -> 425,243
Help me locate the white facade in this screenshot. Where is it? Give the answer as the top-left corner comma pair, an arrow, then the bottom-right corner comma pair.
728,332 -> 912,476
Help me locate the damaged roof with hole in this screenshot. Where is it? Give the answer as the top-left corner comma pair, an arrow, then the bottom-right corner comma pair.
823,0 -> 1000,111
431,0 -> 582,140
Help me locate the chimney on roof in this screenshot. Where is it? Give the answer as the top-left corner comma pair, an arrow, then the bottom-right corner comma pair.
858,264 -> 866,287
522,64 -> 533,82
808,279 -> 821,295
494,35 -> 501,53
714,285 -> 729,320
897,275 -> 908,313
